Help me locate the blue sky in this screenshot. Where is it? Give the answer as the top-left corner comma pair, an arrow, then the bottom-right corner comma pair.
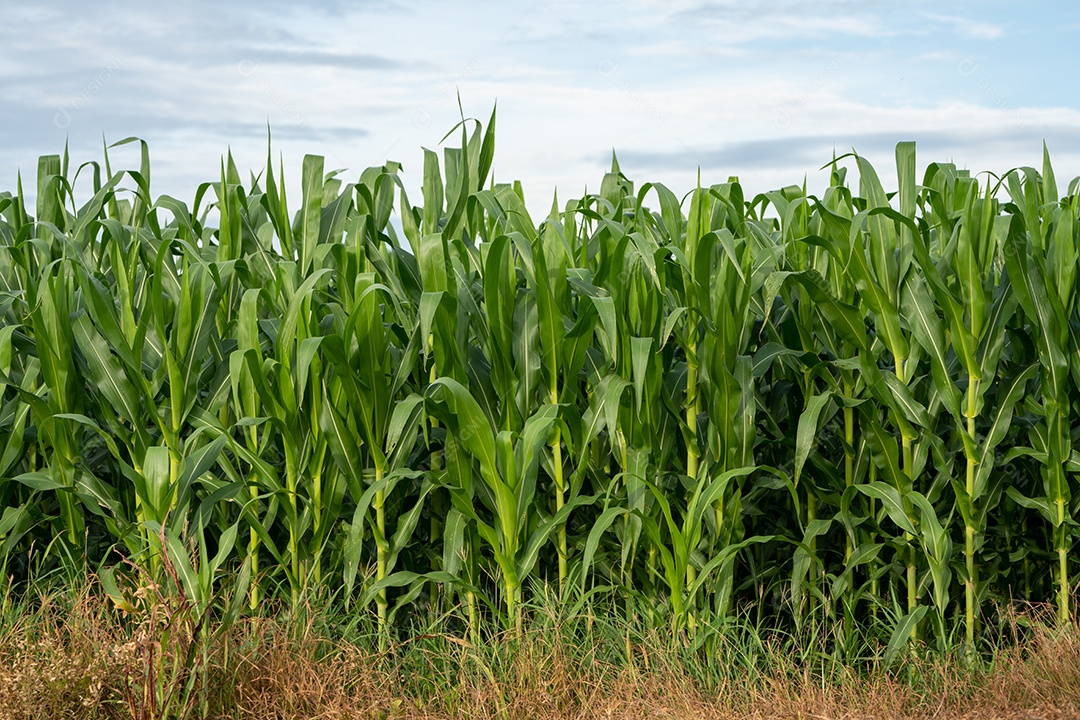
3,0 -> 1078,217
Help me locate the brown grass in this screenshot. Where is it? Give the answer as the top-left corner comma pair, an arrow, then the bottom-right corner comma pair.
2,583 -> 1079,720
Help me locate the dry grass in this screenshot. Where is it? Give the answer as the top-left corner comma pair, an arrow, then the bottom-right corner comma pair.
2,583 -> 1079,720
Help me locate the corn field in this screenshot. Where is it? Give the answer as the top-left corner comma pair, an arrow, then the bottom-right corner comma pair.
1,117 -> 1079,655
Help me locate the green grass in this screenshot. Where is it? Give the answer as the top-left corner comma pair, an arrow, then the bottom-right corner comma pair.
1,110 -> 1079,670
2,572 -> 1079,719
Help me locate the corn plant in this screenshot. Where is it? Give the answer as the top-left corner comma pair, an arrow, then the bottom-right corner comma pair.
1002,150 -> 1079,624
3,118 -> 1080,658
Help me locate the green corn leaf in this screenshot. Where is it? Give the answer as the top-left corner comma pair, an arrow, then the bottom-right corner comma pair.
885,606 -> 928,666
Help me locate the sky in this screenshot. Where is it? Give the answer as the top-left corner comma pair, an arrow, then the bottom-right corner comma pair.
2,0 -> 1079,220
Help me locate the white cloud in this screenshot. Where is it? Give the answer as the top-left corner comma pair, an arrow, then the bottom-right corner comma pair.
924,13 -> 1006,40
1,0 -> 1075,224
626,41 -> 745,58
